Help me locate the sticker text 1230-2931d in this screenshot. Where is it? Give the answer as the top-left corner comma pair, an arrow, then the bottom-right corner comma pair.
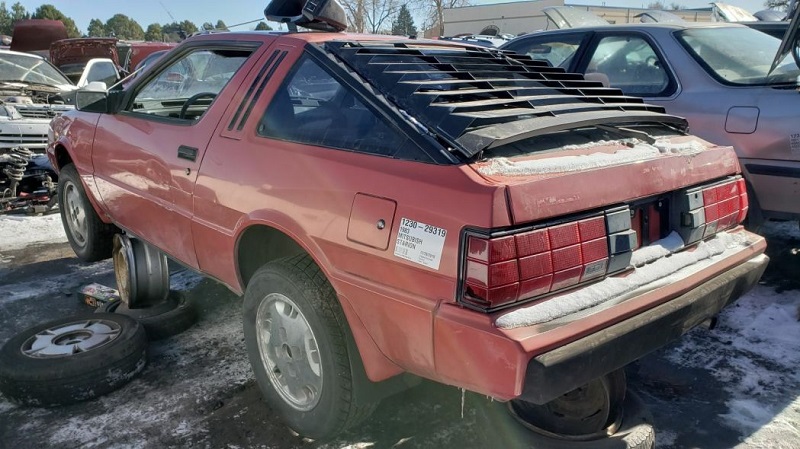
393,218 -> 447,270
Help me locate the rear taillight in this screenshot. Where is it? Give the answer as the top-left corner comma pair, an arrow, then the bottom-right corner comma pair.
462,208 -> 636,310
678,176 -> 747,245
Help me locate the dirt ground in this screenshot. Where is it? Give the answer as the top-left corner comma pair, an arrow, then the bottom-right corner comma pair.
0,221 -> 798,449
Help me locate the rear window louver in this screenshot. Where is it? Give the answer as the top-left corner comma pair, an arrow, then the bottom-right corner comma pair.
324,41 -> 686,158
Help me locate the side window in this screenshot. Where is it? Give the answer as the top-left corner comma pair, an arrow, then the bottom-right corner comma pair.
130,48 -> 252,121
257,56 -> 412,157
82,60 -> 118,87
585,35 -> 670,96
508,35 -> 584,68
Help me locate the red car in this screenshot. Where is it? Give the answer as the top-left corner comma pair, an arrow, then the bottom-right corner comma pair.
47,0 -> 768,444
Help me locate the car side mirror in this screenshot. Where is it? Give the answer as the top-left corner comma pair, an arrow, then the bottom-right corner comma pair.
76,82 -> 109,112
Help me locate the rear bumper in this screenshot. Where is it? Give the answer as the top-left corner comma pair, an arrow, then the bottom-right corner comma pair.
431,229 -> 767,401
519,252 -> 768,404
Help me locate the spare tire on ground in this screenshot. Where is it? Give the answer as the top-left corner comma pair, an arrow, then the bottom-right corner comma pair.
97,290 -> 198,341
0,313 -> 147,407
474,385 -> 654,449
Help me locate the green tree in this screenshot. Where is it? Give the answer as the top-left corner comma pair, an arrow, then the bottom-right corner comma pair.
202,21 -> 213,31
0,2 -> 11,35
391,4 -> 416,36
32,4 -> 80,37
87,18 -> 105,37
254,21 -> 272,30
144,23 -> 162,41
10,2 -> 27,23
215,19 -> 228,30
105,14 -> 144,40
162,20 -> 198,41
765,0 -> 789,9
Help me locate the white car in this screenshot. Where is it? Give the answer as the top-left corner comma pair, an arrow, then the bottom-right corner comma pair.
0,49 -> 118,153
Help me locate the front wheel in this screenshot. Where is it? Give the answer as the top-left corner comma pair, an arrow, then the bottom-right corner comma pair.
242,254 -> 377,439
58,164 -> 115,262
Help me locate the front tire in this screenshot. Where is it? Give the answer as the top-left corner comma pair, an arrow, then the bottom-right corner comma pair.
242,254 -> 376,439
58,164 -> 115,262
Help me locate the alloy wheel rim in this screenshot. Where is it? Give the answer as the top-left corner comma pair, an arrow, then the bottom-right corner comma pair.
256,293 -> 323,411
64,181 -> 88,247
21,319 -> 121,358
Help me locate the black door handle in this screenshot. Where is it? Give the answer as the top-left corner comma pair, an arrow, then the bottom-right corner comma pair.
177,145 -> 198,162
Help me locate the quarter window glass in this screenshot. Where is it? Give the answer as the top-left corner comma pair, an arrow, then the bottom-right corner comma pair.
511,36 -> 583,68
130,49 -> 251,120
257,56 -> 412,157
586,36 -> 669,96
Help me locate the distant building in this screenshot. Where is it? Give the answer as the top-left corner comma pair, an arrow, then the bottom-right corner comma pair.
426,0 -> 712,37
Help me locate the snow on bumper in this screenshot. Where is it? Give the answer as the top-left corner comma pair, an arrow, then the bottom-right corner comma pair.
497,230 -> 751,329
431,228 -> 765,401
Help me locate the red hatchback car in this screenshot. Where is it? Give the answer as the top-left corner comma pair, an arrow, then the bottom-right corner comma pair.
48,0 -> 767,444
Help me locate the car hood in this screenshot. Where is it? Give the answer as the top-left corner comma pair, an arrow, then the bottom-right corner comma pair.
542,6 -> 609,29
50,38 -> 120,68
769,1 -> 800,77
712,2 -> 757,22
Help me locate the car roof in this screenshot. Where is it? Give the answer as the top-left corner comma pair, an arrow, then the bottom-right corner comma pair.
0,48 -> 45,59
516,21 -> 749,35
186,30 -> 476,48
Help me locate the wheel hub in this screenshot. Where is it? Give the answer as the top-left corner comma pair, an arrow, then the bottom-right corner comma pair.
64,182 -> 88,246
256,293 -> 322,411
21,319 -> 121,358
509,371 -> 625,439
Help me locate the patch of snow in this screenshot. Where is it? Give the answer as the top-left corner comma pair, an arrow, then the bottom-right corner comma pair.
630,231 -> 684,267
497,231 -> 749,328
478,139 -> 705,176
0,214 -> 67,252
664,283 -> 800,445
653,139 -> 707,154
657,429 -> 678,447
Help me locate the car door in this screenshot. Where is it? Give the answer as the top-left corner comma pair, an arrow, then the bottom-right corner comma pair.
91,41 -> 262,268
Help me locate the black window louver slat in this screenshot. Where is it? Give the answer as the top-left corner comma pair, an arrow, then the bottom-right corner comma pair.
324,41 -> 687,158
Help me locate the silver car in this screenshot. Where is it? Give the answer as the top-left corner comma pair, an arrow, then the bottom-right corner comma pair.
501,10 -> 800,228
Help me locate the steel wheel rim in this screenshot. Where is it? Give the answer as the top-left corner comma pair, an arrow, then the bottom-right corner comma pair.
509,375 -> 622,438
64,181 -> 88,247
256,293 -> 323,411
21,319 -> 122,358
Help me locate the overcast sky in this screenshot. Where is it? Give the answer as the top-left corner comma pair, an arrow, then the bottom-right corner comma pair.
13,0 -> 775,34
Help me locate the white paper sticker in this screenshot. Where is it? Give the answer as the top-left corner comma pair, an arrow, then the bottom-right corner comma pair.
790,133 -> 800,155
393,217 -> 447,270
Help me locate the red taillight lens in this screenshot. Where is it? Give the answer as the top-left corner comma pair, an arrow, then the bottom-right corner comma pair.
461,211 -> 633,310
680,176 -> 746,244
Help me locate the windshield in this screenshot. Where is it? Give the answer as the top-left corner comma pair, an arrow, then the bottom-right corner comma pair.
677,27 -> 800,85
0,52 -> 72,86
